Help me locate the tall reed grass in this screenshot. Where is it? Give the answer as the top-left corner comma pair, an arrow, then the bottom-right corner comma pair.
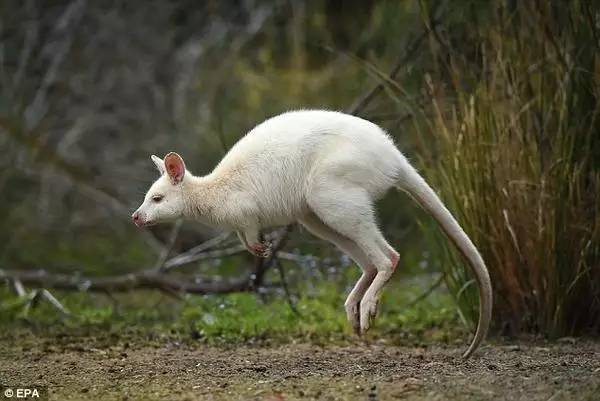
417,1 -> 600,335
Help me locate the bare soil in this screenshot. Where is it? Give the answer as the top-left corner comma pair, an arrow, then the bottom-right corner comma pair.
1,335 -> 599,401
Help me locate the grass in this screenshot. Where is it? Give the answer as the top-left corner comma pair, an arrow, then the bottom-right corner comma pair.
414,1 -> 600,335
0,273 -> 463,346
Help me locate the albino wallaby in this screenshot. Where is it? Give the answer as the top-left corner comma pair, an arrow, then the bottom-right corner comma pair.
132,110 -> 492,358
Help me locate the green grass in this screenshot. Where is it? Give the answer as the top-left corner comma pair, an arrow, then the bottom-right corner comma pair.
0,274 -> 463,346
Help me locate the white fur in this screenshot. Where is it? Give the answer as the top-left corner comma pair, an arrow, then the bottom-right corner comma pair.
133,110 -> 492,358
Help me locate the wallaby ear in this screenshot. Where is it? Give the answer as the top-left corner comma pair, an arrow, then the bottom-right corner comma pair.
151,155 -> 165,175
164,152 -> 185,185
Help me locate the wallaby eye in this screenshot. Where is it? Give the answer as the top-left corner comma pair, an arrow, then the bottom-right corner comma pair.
152,195 -> 164,203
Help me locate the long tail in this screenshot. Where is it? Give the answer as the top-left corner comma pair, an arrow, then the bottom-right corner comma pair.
396,165 -> 492,359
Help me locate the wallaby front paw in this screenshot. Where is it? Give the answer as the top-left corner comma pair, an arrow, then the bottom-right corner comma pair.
250,241 -> 272,258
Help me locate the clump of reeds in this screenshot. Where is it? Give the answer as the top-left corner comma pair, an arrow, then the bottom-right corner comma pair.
417,1 -> 600,335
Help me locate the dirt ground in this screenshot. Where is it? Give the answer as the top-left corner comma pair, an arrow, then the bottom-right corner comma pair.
1,335 -> 599,401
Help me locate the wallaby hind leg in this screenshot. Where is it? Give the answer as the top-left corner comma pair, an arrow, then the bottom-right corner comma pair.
307,181 -> 400,333
299,212 -> 376,333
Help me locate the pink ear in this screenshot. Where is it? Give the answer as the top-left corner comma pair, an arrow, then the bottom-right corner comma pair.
164,152 -> 185,184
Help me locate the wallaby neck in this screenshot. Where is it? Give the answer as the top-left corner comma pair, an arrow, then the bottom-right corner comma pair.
181,173 -> 225,224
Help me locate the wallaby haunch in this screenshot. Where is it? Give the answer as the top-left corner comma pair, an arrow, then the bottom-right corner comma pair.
133,110 -> 492,358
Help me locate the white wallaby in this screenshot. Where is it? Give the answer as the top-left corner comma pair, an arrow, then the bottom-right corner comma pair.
132,110 -> 492,358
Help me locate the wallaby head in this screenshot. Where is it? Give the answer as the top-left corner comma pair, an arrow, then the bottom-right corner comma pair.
132,152 -> 188,227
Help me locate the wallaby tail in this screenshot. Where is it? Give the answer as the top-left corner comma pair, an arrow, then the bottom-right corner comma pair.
397,166 -> 492,358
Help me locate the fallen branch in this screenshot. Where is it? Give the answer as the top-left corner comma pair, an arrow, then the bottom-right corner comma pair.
1,286 -> 71,316
38,289 -> 71,315
162,232 -> 237,271
0,268 -> 255,295
0,229 -> 291,295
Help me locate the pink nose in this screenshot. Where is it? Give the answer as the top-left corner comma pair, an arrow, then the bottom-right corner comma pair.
132,212 -> 141,222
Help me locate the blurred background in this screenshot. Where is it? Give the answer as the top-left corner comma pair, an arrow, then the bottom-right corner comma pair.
0,0 -> 598,342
